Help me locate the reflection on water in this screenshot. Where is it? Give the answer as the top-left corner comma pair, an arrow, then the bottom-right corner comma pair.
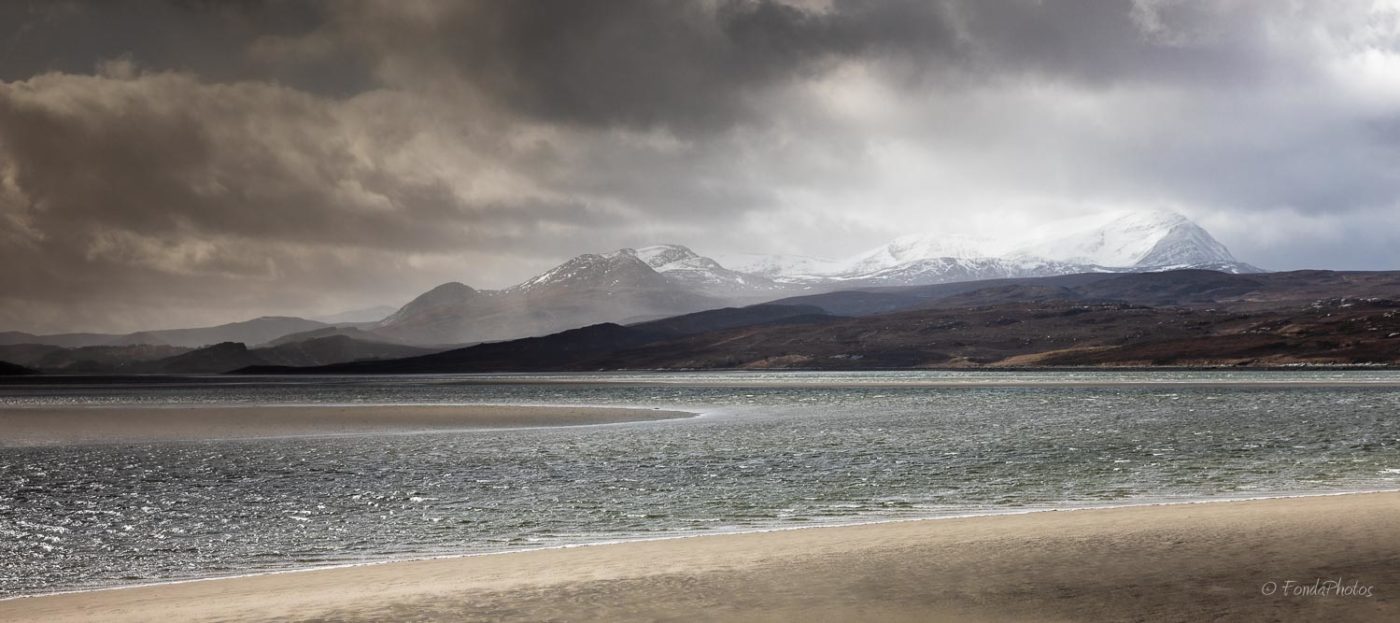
3,371 -> 1400,596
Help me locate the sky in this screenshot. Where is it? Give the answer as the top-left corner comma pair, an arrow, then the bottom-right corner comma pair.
3,0 -> 1400,333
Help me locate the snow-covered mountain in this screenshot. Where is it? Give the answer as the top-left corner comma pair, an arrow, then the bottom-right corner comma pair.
373,250 -> 723,345
374,210 -> 1258,345
1011,211 -> 1237,268
633,245 -> 788,295
718,210 -> 1257,287
714,253 -> 847,282
507,249 -> 675,294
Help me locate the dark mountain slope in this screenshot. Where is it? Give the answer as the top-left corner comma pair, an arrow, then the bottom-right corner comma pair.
0,317 -> 330,349
370,252 -> 725,346
0,361 -> 35,375
236,303 -> 838,374
116,316 -> 329,348
32,345 -> 191,373
0,331 -> 126,348
150,342 -> 267,374
0,344 -> 66,367
241,296 -> 1400,372
768,272 -> 1121,316
772,270 -> 1400,316
238,323 -> 669,374
254,335 -> 440,367
265,326 -> 423,347
630,304 -> 834,336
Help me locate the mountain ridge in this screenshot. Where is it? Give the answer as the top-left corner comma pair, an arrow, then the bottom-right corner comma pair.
232,270 -> 1400,374
0,316 -> 330,349
363,210 -> 1258,345
0,210 -> 1259,350
717,210 -> 1258,287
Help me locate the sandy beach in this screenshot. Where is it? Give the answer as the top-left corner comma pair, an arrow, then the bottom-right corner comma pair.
0,404 -> 694,446
3,491 -> 1396,622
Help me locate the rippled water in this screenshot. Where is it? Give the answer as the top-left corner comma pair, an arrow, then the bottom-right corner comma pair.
3,371 -> 1400,596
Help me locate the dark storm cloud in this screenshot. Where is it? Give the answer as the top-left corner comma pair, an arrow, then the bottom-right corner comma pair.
953,0 -> 1285,86
0,68 -> 618,331
0,72 -> 610,250
293,0 -> 1293,131
1,0 -> 1399,332
0,0 -> 371,95
275,0 -> 964,132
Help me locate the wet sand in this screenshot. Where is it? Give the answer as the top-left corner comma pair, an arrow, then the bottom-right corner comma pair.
0,405 -> 694,446
3,492 -> 1396,622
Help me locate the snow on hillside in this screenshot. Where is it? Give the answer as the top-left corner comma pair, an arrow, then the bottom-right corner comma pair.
508,249 -> 672,293
1011,211 -> 1236,267
718,210 -> 1248,285
631,245 -> 789,292
713,253 -> 847,281
834,233 -> 999,277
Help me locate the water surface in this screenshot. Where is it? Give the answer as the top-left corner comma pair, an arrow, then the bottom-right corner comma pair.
3,371 -> 1399,596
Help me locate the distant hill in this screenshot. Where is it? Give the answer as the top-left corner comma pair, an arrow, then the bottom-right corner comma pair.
0,343 -> 65,367
0,360 -> 35,375
263,326 -> 419,347
241,323 -> 669,374
236,278 -> 1400,373
1,317 -> 330,349
113,316 -> 330,348
362,211 -> 1257,346
770,270 -> 1400,316
143,334 -> 442,374
313,305 -> 398,324
148,342 -> 265,374
0,344 -> 192,373
0,333 -> 444,375
254,334 -> 439,367
239,304 -> 837,374
370,250 -> 725,346
0,331 -> 128,349
605,298 -> 1400,368
19,269 -> 1400,373
629,304 -> 833,336
2,212 -> 1260,353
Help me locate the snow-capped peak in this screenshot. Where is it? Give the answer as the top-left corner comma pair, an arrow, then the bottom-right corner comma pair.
712,210 -> 1252,286
713,253 -> 847,280
835,233 -> 999,277
635,244 -> 712,271
510,248 -> 672,293
636,244 -> 784,292
1012,210 -> 1235,267
429,210 -> 1249,307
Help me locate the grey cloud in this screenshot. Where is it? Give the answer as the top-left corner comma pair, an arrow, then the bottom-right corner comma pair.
274,0 -> 966,132
288,1 -> 1313,132
0,1 -> 370,95
950,0 -> 1287,86
0,71 -> 620,332
2,0 -> 1400,332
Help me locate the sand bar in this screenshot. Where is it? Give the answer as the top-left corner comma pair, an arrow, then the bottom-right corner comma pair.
3,491 -> 1397,622
0,405 -> 694,446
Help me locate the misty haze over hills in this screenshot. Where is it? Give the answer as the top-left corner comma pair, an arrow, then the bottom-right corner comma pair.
1,210 -> 1257,353
243,269 -> 1400,375
7,207 -> 1400,375
365,210 -> 1258,345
